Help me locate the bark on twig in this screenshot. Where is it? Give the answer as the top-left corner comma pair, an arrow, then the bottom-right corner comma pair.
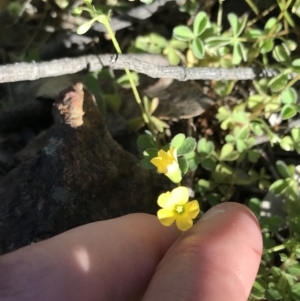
0,54 -> 290,84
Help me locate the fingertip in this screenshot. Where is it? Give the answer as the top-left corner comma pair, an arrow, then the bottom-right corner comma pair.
142,202 -> 262,301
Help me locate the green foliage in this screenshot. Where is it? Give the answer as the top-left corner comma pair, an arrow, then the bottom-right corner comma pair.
74,1 -> 300,299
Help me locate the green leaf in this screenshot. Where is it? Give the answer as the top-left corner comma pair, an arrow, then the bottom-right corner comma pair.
292,58 -> 300,72
201,157 -> 216,170
248,149 -> 260,163
280,136 -> 294,151
232,42 -> 242,65
291,283 -> 300,300
169,39 -> 188,50
150,116 -> 169,133
272,44 -> 290,63
84,0 -> 92,4
167,48 -> 181,65
77,21 -> 92,35
281,87 -> 297,104
197,179 -> 212,193
269,179 -> 288,195
205,36 -> 231,48
248,198 -> 261,217
193,11 -> 209,36
291,128 -> 300,140
260,39 -> 274,54
265,17 -> 280,31
143,148 -> 159,159
173,26 -> 194,41
184,151 -> 199,171
71,7 -> 83,16
268,74 -> 288,92
117,72 -> 139,88
105,94 -> 121,111
261,216 -> 283,232
250,122 -> 264,136
170,133 -> 186,149
281,104 -> 297,120
235,125 -> 249,140
177,137 -> 196,156
192,38 -> 205,59
246,28 -> 262,39
140,157 -> 156,169
251,279 -> 267,299
228,13 -> 239,36
197,138 -> 214,155
236,14 -> 248,36
265,287 -> 282,300
236,140 -> 248,152
214,80 -> 235,97
276,160 -> 291,178
178,156 -> 188,174
137,134 -> 158,153
219,143 -> 239,161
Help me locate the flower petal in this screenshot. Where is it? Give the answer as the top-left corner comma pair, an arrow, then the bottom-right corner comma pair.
170,186 -> 189,205
157,209 -> 176,226
185,200 -> 200,218
176,213 -> 193,231
157,191 -> 171,208
168,148 -> 178,161
157,149 -> 170,162
150,157 -> 167,173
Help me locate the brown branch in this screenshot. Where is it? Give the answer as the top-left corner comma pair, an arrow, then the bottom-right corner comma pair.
0,53 -> 289,83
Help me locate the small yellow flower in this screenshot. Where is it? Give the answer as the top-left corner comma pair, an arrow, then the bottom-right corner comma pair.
150,148 -> 182,183
157,186 -> 200,231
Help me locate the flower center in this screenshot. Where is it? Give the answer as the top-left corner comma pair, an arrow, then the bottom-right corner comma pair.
167,161 -> 179,174
175,205 -> 184,214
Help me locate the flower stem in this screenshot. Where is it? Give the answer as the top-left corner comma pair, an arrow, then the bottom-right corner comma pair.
99,16 -> 155,134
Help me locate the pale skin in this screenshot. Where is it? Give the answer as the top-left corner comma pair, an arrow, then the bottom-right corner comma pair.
0,202 -> 262,301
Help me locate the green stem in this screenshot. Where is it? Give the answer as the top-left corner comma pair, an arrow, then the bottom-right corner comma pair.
99,16 -> 155,134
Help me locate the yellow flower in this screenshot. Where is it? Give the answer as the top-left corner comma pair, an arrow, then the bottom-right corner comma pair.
150,148 -> 182,183
157,186 -> 200,231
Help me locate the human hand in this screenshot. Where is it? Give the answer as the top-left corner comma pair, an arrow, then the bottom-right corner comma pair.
0,202 -> 262,301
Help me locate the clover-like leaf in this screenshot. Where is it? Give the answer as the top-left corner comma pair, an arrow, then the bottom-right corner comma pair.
201,157 -> 216,170
173,26 -> 194,41
77,21 -> 92,34
140,157 -> 156,169
276,160 -> 291,178
281,87 -> 297,104
232,42 -> 244,65
178,156 -> 188,174
292,58 -> 300,72
192,38 -> 205,59
197,138 -> 214,155
137,133 -> 158,153
291,128 -> 300,141
280,135 -> 294,151
281,104 -> 297,120
150,116 -> 169,133
268,73 -> 288,92
228,13 -> 239,36
219,143 -> 239,161
72,7 -> 83,16
193,11 -> 209,36
205,36 -> 231,49
272,44 -> 290,63
170,133 -> 186,149
177,137 -> 196,156
269,179 -> 289,195
166,47 -> 181,65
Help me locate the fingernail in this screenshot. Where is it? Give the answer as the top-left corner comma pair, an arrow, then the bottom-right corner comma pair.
200,203 -> 233,221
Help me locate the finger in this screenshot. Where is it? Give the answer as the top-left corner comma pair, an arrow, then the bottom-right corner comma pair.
142,202 -> 263,301
0,213 -> 179,301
